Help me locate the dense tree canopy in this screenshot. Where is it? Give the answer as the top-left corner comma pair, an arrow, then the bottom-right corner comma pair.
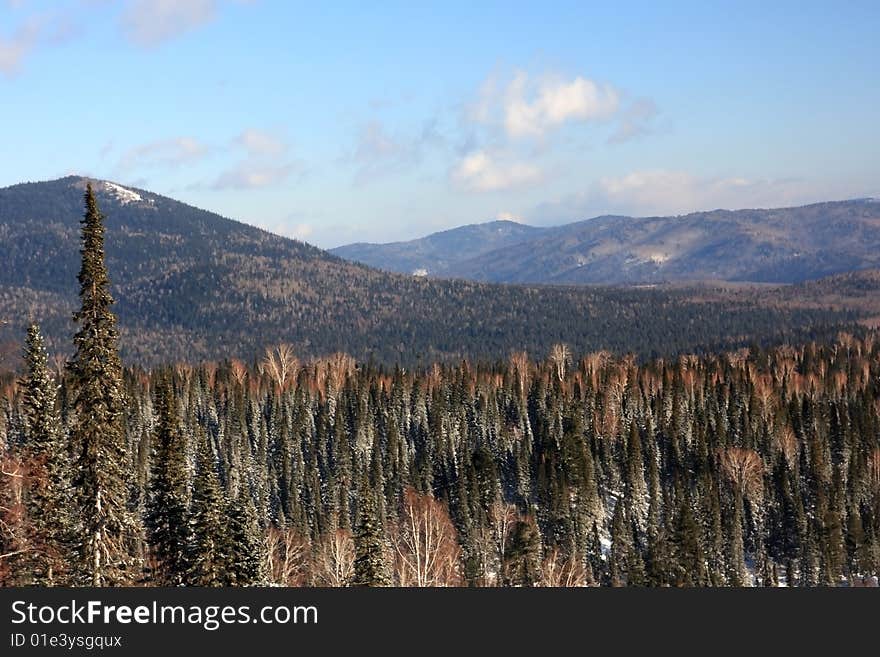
2,333 -> 879,586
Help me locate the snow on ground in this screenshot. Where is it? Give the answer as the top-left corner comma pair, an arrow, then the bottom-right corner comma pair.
103,181 -> 151,205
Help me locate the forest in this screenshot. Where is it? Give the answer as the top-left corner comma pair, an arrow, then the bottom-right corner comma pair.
0,177 -> 865,368
1,186 -> 878,588
3,327 -> 880,586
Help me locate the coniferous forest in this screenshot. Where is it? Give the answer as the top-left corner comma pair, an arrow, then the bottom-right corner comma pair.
1,188 -> 879,588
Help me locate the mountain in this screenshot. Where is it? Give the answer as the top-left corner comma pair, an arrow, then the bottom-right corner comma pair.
332,220 -> 545,276
0,177 -> 863,367
331,199 -> 880,285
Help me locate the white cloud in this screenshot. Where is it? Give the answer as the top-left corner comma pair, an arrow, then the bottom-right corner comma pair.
451,150 -> 542,192
289,223 -> 313,240
209,128 -> 301,189
470,70 -> 620,139
120,0 -> 218,46
118,136 -> 208,171
504,72 -> 620,138
350,119 -> 442,183
608,98 -> 659,144
120,0 -> 256,46
530,169 -> 866,224
210,161 -> 301,190
0,30 -> 35,76
357,121 -> 403,158
494,211 -> 524,223
235,129 -> 287,157
0,13 -> 56,76
596,170 -> 781,214
116,131 -> 302,189
3,0 -> 253,60
468,72 -> 500,125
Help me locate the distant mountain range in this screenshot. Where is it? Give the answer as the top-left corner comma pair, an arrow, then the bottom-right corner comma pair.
333,221 -> 544,278
0,177 -> 867,367
331,200 -> 880,285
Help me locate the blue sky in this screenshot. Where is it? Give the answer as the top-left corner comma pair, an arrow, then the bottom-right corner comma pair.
2,1 -> 878,247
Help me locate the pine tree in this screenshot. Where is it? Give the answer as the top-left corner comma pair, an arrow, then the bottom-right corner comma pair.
351,477 -> 390,586
625,422 -> 648,530
671,492 -> 707,586
609,501 -> 629,587
225,486 -> 266,586
68,185 -> 140,586
17,323 -> 71,585
501,517 -> 541,587
846,506 -> 867,576
186,428 -> 228,586
145,376 -> 190,585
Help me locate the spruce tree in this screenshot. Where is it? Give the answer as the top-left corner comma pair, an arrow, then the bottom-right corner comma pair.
68,185 -> 139,586
186,428 -> 228,586
18,323 -> 71,585
351,478 -> 390,586
501,517 -> 542,587
609,501 -> 629,587
225,486 -> 266,586
672,492 -> 707,586
145,376 -> 190,585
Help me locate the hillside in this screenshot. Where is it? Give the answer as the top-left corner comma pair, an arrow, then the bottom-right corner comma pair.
332,220 -> 545,276
331,200 -> 880,285
0,177 -> 864,368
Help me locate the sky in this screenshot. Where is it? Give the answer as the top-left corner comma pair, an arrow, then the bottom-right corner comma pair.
1,1 -> 878,248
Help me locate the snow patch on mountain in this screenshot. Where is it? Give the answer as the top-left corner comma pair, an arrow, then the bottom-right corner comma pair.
103,181 -> 151,206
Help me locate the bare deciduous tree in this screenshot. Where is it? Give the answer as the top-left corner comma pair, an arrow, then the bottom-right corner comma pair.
312,529 -> 354,587
261,344 -> 299,393
549,343 -> 570,382
326,352 -> 355,392
51,353 -> 68,380
774,426 -> 799,469
266,527 -> 309,586
540,548 -> 589,587
490,500 -> 519,570
719,447 -> 764,502
392,488 -> 461,587
509,351 -> 530,401
229,359 -> 248,388
0,458 -> 27,572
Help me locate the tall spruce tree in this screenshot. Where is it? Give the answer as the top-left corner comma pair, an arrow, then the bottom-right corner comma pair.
18,323 -> 71,585
68,185 -> 140,586
145,376 -> 190,585
186,428 -> 228,586
225,486 -> 266,586
351,476 -> 390,586
501,517 -> 542,587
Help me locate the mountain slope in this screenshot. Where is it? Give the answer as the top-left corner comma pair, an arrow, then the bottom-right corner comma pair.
331,220 -> 545,276
332,200 -> 880,284
0,177 -> 863,367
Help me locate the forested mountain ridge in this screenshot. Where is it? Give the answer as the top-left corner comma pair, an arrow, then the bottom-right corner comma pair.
0,177 -> 866,367
332,220 -> 546,276
331,199 -> 880,285
1,181 -> 878,589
